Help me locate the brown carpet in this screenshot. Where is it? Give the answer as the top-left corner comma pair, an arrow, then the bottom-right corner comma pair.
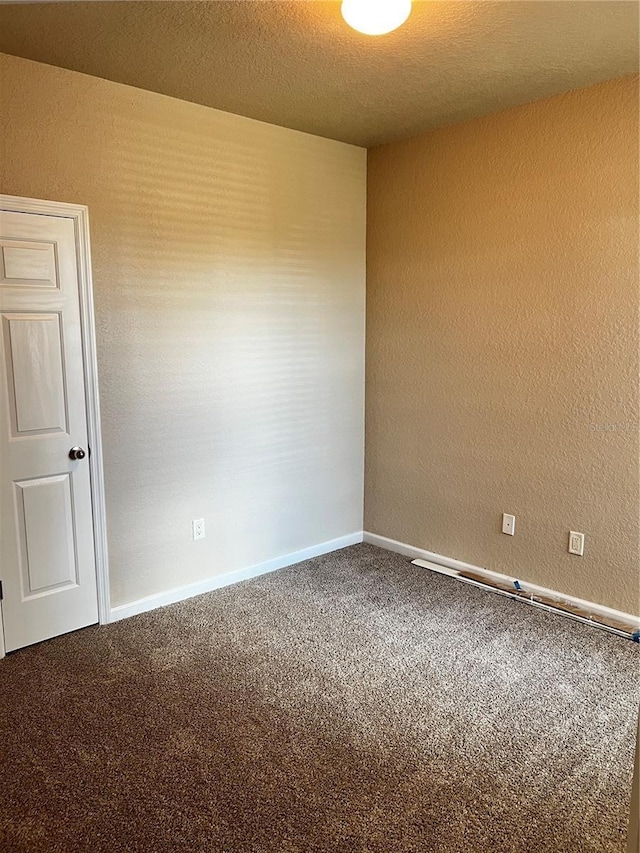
1,543 -> 638,853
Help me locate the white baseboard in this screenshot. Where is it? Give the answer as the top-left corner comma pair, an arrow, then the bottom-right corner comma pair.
110,531 -> 364,623
108,528 -> 638,637
364,532 -> 482,573
363,531 -> 640,637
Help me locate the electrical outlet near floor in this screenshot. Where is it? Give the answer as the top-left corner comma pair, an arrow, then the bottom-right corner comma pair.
192,518 -> 206,541
502,513 -> 516,536
568,531 -> 585,556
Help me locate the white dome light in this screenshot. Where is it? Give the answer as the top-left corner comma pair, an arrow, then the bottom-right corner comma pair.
341,0 -> 412,36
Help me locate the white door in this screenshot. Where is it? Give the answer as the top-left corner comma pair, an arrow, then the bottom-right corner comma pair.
0,208 -> 98,652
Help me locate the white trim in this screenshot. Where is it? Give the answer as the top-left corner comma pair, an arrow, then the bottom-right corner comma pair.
363,532 -> 482,573
363,531 -> 640,637
0,195 -> 111,646
110,531 -> 363,622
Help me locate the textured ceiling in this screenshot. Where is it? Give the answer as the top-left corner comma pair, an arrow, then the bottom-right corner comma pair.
0,1 -> 638,147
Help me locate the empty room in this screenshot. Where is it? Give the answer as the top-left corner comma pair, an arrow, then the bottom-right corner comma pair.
0,1 -> 638,851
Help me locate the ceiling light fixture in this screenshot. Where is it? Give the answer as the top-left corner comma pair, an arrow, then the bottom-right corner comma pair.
341,0 -> 412,36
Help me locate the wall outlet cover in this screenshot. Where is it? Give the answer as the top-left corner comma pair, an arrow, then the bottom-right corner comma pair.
569,530 -> 585,556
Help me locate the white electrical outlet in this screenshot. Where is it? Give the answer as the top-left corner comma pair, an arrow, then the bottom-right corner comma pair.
192,518 -> 205,541
568,531 -> 584,556
502,513 -> 516,536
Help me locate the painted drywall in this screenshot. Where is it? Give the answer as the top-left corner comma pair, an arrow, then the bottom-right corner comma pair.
0,53 -> 366,608
366,75 -> 639,615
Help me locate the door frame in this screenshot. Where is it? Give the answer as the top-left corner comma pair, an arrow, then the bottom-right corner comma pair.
0,194 -> 110,658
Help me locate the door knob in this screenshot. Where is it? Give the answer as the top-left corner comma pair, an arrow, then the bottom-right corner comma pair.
69,446 -> 86,460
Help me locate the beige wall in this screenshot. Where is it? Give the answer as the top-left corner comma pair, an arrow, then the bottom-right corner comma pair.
366,75 -> 639,615
1,53 -> 636,616
0,53 -> 366,608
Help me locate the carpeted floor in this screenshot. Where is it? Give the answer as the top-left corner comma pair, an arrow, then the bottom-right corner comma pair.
1,544 -> 638,853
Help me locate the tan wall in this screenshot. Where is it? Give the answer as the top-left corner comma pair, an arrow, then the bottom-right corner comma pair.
0,53 -> 366,608
366,75 -> 639,615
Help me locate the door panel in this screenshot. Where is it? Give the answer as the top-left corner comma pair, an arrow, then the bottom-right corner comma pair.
3,313 -> 68,435
1,240 -> 59,288
15,474 -> 79,596
0,208 -> 98,652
